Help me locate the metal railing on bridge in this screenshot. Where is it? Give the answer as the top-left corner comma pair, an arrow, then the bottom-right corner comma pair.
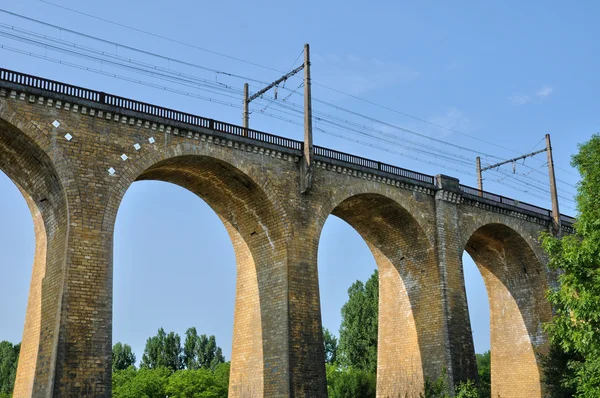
0,68 -> 303,152
313,146 -> 435,185
460,184 -> 576,226
0,67 -> 574,226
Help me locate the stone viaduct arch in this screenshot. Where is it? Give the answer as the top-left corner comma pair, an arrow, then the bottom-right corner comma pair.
0,114 -> 70,397
458,215 -> 553,398
109,151 -> 292,397
0,69 -> 574,397
309,176 -> 444,396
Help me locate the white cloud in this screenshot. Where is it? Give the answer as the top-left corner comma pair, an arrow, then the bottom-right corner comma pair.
313,53 -> 419,96
510,84 -> 553,105
536,85 -> 554,98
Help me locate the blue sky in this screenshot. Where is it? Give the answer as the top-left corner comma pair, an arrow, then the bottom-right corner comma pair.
1,0 -> 597,362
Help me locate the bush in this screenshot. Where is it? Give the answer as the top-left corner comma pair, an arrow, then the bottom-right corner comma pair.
326,364 -> 376,398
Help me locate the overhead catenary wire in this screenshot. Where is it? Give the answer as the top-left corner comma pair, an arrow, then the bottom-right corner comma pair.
0,19 -> 503,166
32,0 -> 283,73
0,7 -> 579,211
0,11 -> 550,167
0,14 -> 270,86
8,3 -> 581,180
1,41 -> 576,211
0,9 -> 515,163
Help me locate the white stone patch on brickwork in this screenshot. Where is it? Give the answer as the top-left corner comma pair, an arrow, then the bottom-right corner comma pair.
64,133 -> 73,141
108,167 -> 116,175
148,137 -> 156,144
52,120 -> 60,128
133,143 -> 141,151
120,154 -> 128,161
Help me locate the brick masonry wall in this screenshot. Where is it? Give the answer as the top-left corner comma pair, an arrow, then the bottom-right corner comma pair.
13,185 -> 47,398
0,85 -> 556,397
458,207 -> 553,398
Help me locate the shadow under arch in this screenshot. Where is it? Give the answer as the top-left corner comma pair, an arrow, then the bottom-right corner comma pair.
114,154 -> 289,397
464,223 -> 552,398
322,193 -> 443,397
0,118 -> 69,397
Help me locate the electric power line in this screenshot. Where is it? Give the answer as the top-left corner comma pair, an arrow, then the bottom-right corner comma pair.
0,7 -> 580,210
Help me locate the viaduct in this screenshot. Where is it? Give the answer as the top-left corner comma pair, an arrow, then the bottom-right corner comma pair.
0,68 -> 574,397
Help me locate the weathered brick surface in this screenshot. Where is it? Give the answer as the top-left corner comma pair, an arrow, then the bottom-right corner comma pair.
0,81 -> 558,398
457,208 -> 552,398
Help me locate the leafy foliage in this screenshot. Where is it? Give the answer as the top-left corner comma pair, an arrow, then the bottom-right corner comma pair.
113,363 -> 230,398
454,380 -> 480,398
112,366 -> 170,398
183,328 -> 225,371
541,341 -> 580,397
114,327 -> 228,397
323,327 -> 338,365
475,351 -> 490,398
422,368 -> 450,398
165,367 -> 229,398
140,328 -> 183,371
338,269 -> 378,373
0,341 -> 19,396
113,342 -> 136,371
541,134 -> 600,396
325,364 -> 376,398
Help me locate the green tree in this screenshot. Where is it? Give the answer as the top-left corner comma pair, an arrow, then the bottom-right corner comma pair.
541,341 -> 580,397
541,134 -> 600,396
140,328 -> 182,371
112,367 -> 170,398
323,327 -> 338,365
213,362 -> 230,392
183,328 -> 225,371
166,368 -> 227,398
338,269 -> 378,373
113,342 -> 136,371
112,366 -> 137,394
325,364 -> 376,398
0,341 -> 20,396
183,327 -> 200,370
475,351 -> 490,398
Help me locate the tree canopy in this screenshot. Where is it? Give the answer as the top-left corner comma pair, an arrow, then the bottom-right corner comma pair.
338,269 -> 378,373
323,327 -> 338,365
140,328 -> 183,371
183,327 -> 225,371
0,341 -> 19,397
112,342 -> 136,371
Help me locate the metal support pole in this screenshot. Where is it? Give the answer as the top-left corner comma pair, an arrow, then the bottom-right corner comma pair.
300,43 -> 313,193
242,83 -> 249,135
476,156 -> 483,196
242,52 -> 304,132
546,134 -> 561,236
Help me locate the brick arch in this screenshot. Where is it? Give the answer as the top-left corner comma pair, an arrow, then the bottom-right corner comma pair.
0,117 -> 71,397
463,223 -> 552,398
103,145 -> 290,397
316,192 -> 444,397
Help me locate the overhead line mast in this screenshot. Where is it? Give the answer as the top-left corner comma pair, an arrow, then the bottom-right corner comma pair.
476,134 -> 561,235
243,44 -> 313,193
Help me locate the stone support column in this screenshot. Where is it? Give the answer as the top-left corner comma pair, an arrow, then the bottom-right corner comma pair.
285,216 -> 328,398
433,175 -> 478,388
